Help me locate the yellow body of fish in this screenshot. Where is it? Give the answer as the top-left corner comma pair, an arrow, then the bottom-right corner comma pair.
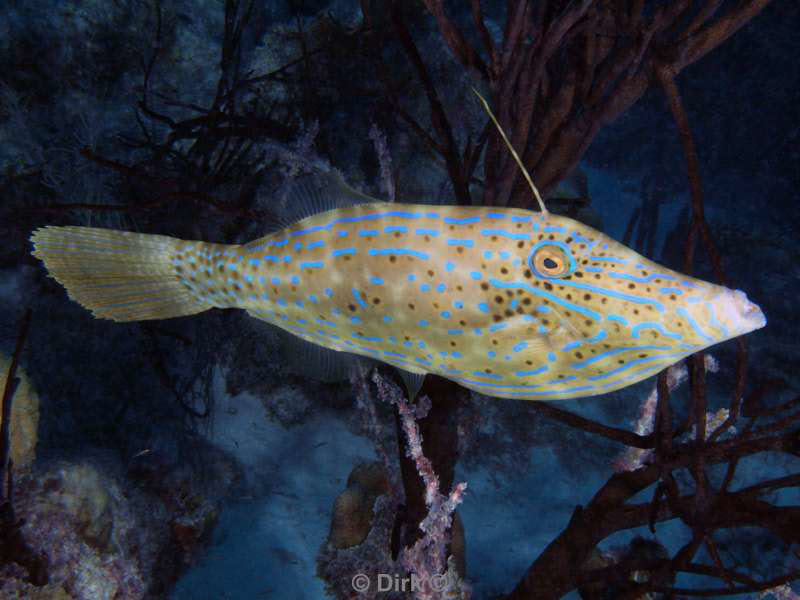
30,197 -> 765,400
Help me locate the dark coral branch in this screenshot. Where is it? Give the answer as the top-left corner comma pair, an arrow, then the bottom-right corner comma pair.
504,373 -> 800,599
421,0 -> 489,79
0,308 -> 47,586
526,401 -> 654,448
0,308 -> 32,507
680,0 -> 773,68
390,2 -> 472,205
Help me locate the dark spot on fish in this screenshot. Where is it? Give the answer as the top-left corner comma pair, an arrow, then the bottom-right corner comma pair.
457,247 -> 464,254
495,296 -> 503,304
291,286 -> 296,292
233,284 -> 241,291
566,294 -> 572,301
618,359 -> 625,364
601,298 -> 607,304
548,234 -> 555,240
449,225 -> 455,231
394,232 -> 402,238
584,294 -> 591,301
651,331 -> 658,338
517,241 -> 524,248
501,267 -> 508,274
491,236 -> 498,242
639,354 -> 648,358
427,269 -> 434,277
459,320 -> 466,326
505,309 -> 514,317
389,255 -> 396,263
485,368 -> 492,374
348,304 -> 356,312
538,234 -> 544,240
404,336 -> 410,341
506,290 -> 513,297
585,319 -> 592,326
493,314 -> 502,322
603,343 -> 611,349
344,255 -> 351,261
524,269 -> 532,278
450,341 -> 457,347
456,285 -> 463,292
565,237 -> 572,244
492,339 -> 498,345
575,352 -> 583,359
574,272 -> 583,278
526,360 -> 533,365
373,298 -> 380,304
579,244 -> 585,249
408,303 -> 415,310
522,298 -> 531,305
424,235 -> 430,242
544,282 -> 553,291
670,294 -> 677,300
641,271 -> 648,276
633,309 -> 639,315
516,223 -> 522,229
595,274 -> 601,279
272,287 -> 278,294
433,302 -> 439,309
628,283 -> 636,289
517,289 -> 523,295
481,283 -> 489,291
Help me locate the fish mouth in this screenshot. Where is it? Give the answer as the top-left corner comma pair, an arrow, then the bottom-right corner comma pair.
716,288 -> 767,336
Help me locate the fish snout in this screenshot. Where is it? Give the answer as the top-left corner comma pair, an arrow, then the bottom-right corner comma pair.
714,288 -> 766,337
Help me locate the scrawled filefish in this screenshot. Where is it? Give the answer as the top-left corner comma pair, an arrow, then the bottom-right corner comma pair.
30,172 -> 765,401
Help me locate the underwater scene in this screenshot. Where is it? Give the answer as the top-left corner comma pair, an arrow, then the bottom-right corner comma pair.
1,1 -> 798,598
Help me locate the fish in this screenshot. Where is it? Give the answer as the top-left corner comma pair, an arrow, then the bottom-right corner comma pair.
29,97 -> 766,402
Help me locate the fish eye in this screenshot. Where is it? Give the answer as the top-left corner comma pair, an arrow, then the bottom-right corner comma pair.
530,242 -> 575,279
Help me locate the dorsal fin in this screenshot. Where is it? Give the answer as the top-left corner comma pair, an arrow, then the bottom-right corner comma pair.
472,88 -> 548,215
273,168 -> 382,229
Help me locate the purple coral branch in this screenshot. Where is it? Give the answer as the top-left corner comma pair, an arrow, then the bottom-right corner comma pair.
371,371 -> 469,597
369,122 -> 395,202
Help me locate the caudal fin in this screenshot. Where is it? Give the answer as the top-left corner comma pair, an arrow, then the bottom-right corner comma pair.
31,226 -> 212,322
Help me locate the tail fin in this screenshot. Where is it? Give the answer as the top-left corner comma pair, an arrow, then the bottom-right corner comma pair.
31,226 -> 212,322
